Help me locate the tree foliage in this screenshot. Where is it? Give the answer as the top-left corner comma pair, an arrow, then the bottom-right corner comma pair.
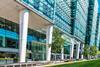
83,45 -> 98,59
89,45 -> 97,56
83,45 -> 90,58
51,28 -> 65,53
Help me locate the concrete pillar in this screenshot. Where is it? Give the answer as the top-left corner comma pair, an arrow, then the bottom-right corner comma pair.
19,9 -> 29,62
70,39 -> 74,59
46,25 -> 53,61
81,44 -> 84,59
76,42 -> 80,59
61,46 -> 64,60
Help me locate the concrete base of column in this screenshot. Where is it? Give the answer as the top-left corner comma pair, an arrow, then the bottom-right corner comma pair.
70,38 -> 75,60
76,42 -> 80,59
81,44 -> 84,59
46,45 -> 51,61
61,46 -> 64,60
81,55 -> 84,59
70,44 -> 74,60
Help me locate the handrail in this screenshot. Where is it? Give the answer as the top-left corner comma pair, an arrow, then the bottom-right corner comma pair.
0,61 -> 49,67
0,62 -> 35,67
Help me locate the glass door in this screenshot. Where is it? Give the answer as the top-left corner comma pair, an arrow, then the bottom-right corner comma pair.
31,42 -> 46,61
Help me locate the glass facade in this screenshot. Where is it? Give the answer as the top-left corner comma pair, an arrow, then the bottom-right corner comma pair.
0,17 -> 46,60
18,0 -> 71,34
71,0 -> 88,42
31,42 -> 46,61
54,0 -> 71,34
98,14 -> 100,50
85,0 -> 98,46
95,14 -> 100,48
85,0 -> 95,45
90,0 -> 98,45
21,0 -> 55,20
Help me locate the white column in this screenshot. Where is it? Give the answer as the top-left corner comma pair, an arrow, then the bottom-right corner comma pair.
46,25 -> 53,61
70,39 -> 74,59
81,44 -> 84,59
61,46 -> 64,60
76,42 -> 80,59
19,9 -> 29,62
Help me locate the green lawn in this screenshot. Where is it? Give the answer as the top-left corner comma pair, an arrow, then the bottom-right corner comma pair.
47,59 -> 100,67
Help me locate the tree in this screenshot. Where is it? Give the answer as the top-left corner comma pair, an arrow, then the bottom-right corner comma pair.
51,28 -> 65,53
83,45 -> 98,59
83,45 -> 90,59
89,45 -> 97,57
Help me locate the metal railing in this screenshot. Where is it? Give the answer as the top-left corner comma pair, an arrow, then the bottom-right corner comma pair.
51,53 -> 70,61
0,62 -> 35,67
0,61 -> 49,67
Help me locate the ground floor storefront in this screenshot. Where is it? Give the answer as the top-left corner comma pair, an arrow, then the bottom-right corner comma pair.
0,0 -> 85,63
0,25 -> 84,64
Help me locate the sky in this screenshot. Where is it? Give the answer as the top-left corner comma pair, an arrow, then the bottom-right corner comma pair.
98,0 -> 100,13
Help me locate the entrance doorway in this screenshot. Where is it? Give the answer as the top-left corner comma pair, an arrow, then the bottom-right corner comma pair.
31,42 -> 46,61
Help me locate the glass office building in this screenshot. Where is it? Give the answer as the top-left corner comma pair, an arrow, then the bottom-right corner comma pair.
85,0 -> 98,46
55,0 -> 71,34
71,0 -> 88,42
95,13 -> 100,49
19,0 -> 71,34
97,14 -> 100,51
70,0 -> 89,59
0,0 -> 72,62
90,0 -> 98,46
0,0 -> 99,63
16,0 -> 72,61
